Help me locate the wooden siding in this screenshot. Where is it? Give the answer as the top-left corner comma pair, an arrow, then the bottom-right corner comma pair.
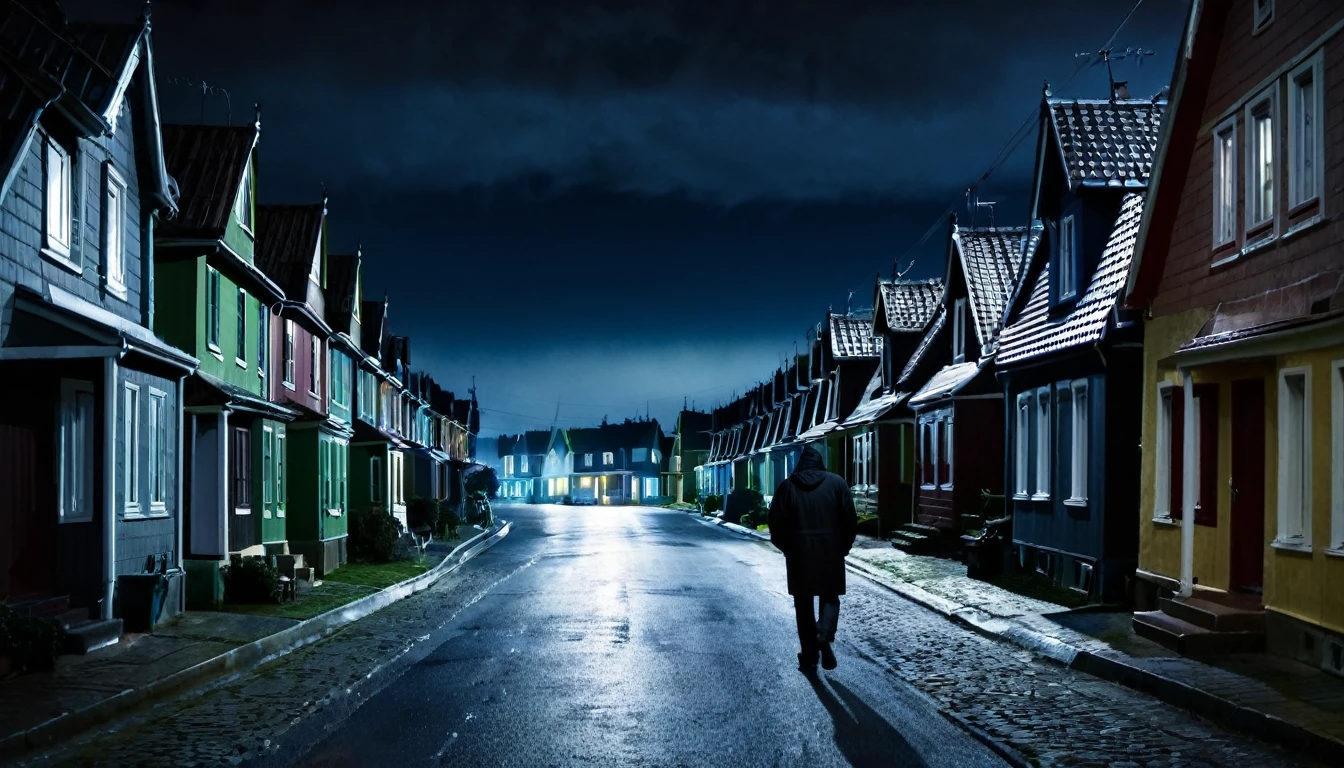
115,368 -> 179,577
273,314 -> 326,416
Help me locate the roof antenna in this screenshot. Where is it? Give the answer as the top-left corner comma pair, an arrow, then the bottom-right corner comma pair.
895,259 -> 916,280
1075,47 -> 1154,100
254,102 -> 261,131
320,182 -> 329,215
846,291 -> 854,317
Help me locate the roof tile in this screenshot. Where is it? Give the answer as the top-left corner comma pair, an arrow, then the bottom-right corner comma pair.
1049,99 -> 1166,188
878,278 -> 943,332
956,226 -> 1034,351
829,313 -> 881,358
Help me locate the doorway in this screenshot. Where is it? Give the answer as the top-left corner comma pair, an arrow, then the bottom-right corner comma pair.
1229,378 -> 1265,594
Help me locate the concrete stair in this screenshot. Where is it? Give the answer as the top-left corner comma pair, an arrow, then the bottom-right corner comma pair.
1133,592 -> 1266,655
890,523 -> 943,554
63,618 -> 124,654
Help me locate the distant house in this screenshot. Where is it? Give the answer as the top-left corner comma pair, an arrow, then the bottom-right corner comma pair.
567,420 -> 664,504
670,409 -> 711,503
995,88 -> 1162,601
256,198 -> 352,575
800,312 -> 881,488
899,218 -> 1035,541
0,5 -> 197,637
351,297 -> 411,527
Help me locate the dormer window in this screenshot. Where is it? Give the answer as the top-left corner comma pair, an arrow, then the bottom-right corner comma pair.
1058,215 -> 1077,301
1253,0 -> 1273,33
952,298 -> 968,363
234,160 -> 253,233
602,452 -> 614,465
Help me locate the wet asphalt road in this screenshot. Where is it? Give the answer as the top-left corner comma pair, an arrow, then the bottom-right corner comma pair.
281,504 -> 1006,768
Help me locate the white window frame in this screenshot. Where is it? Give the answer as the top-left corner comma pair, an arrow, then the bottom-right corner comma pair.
1033,388 -> 1051,500
584,453 -> 593,468
309,337 -> 321,396
952,298 -> 967,363
1331,360 -> 1344,553
1274,368 -> 1312,550
257,303 -> 268,379
206,267 -> 222,352
920,417 -> 937,490
262,425 -> 274,519
1155,382 -> 1175,519
58,379 -> 95,524
283,319 -> 296,388
1212,116 -> 1238,250
1066,379 -> 1088,506
148,388 -> 168,513
1287,52 -> 1325,212
942,416 -> 954,490
1253,0 -> 1274,34
43,134 -> 73,263
603,451 -> 614,466
276,430 -> 287,517
521,455 -> 530,474
1014,393 -> 1030,499
234,159 -> 254,234
103,164 -> 127,297
1244,84 -> 1279,235
1058,214 -> 1076,300
391,451 -> 406,511
235,287 -> 248,367
123,382 -> 139,514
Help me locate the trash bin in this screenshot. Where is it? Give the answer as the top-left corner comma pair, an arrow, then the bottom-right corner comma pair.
116,571 -> 170,633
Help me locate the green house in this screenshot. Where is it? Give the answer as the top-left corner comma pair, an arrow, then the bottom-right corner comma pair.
155,121 -> 297,605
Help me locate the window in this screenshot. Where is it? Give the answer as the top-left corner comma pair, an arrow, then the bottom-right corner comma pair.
1331,361 -> 1344,551
235,288 -> 247,364
391,452 -> 406,509
603,452 -> 614,465
1253,0 -> 1274,32
148,389 -> 168,512
103,164 -> 126,296
1034,389 -> 1050,498
1276,369 -> 1311,546
123,383 -> 139,513
276,430 -> 286,517
262,426 -> 274,518
1157,383 -> 1186,520
231,427 -> 251,512
257,304 -> 268,376
371,455 -> 384,502
234,160 -> 253,232
58,380 -> 95,523
943,417 -> 954,489
44,135 -> 72,260
309,337 -> 321,395
645,477 -> 659,497
920,418 -> 936,488
1014,394 -> 1030,498
584,453 -> 593,468
952,298 -> 967,363
1288,54 -> 1324,210
1212,118 -> 1237,247
1245,86 -> 1277,231
330,351 -> 348,407
852,432 -> 873,488
1058,215 -> 1076,300
283,320 -> 295,387
520,455 -> 530,474
1067,380 -> 1088,505
1193,384 -> 1220,527
207,267 -> 222,350
632,447 -> 649,462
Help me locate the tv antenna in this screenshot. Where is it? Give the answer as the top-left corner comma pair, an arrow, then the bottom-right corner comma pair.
166,77 -> 233,124
1074,46 -> 1155,98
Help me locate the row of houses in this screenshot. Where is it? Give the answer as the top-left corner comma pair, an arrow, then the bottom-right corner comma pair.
0,2 -> 481,646
694,0 -> 1344,671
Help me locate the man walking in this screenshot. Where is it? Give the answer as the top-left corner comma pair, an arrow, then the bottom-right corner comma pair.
768,445 -> 858,673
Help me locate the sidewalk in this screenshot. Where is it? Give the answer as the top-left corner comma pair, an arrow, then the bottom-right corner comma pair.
0,521 -> 509,762
693,511 -> 1344,764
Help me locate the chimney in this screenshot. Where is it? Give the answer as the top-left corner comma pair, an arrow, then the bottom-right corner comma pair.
1113,80 -> 1130,100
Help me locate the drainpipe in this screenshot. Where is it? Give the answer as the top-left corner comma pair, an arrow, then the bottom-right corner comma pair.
103,357 -> 119,621
176,374 -> 186,573
220,409 -> 230,556
1179,366 -> 1195,598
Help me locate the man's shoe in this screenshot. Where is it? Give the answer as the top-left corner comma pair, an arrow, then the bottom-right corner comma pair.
798,651 -> 819,674
819,642 -> 837,670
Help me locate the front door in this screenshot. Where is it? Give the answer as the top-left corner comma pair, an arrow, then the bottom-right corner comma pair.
228,426 -> 256,552
1230,379 -> 1265,594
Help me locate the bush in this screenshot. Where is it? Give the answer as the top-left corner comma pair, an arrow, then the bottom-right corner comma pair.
350,504 -> 402,563
562,494 -> 573,505
726,488 -> 765,524
856,514 -> 881,538
466,467 -> 499,499
407,496 -> 442,535
222,557 -> 280,604
703,494 -> 723,513
438,507 -> 462,540
0,604 -> 67,673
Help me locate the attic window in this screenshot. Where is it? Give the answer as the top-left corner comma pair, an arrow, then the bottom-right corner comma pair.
952,299 -> 967,363
234,160 -> 253,233
1058,215 -> 1077,300
1253,0 -> 1274,33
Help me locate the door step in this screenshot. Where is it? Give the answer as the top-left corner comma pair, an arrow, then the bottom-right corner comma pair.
63,618 -> 124,654
890,524 -> 943,554
1133,610 -> 1265,655
1158,596 -> 1265,633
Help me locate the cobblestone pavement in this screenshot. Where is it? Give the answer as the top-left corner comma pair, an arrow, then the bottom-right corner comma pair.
12,508 -> 1322,768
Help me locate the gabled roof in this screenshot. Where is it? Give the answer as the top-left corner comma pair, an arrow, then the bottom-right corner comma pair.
522,430 -> 550,455
829,312 -> 881,359
998,194 -> 1145,366
326,253 -> 360,330
876,278 -> 943,333
954,225 -> 1032,351
160,123 -> 256,238
1046,99 -> 1166,189
64,22 -> 142,124
256,203 -> 324,298
840,367 -> 907,427
361,299 -> 386,359
898,306 -> 946,386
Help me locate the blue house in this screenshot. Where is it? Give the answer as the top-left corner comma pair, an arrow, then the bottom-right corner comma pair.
995,86 -> 1165,601
0,4 -> 197,645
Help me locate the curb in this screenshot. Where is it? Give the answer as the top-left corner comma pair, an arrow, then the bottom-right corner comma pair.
0,520 -> 511,763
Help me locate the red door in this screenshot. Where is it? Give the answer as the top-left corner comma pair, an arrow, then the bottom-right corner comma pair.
0,424 -> 54,599
1230,379 -> 1265,594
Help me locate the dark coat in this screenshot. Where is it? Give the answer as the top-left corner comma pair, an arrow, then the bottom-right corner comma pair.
768,446 -> 857,596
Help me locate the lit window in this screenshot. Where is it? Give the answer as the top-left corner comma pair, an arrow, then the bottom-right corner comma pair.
1245,87 -> 1277,231
1034,389 -> 1050,498
283,320 -> 295,386
123,383 -> 139,512
1014,393 -> 1030,498
603,452 -> 614,465
952,298 -> 967,363
44,135 -> 72,259
103,165 -> 127,296
1067,380 -> 1088,504
521,455 -> 530,474
207,267 -> 222,350
1276,369 -> 1311,547
1288,54 -> 1324,210
236,288 -> 247,364
149,389 -> 168,511
1058,215 -> 1076,300
1212,118 -> 1237,247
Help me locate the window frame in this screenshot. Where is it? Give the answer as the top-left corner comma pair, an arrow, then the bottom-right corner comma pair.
584,453 -> 593,468
235,287 -> 248,367
602,451 -> 614,466
1014,393 -> 1030,499
1154,382 -> 1179,521
276,429 -> 287,518
1058,214 -> 1077,300
257,303 -> 268,378
283,319 -> 296,389
1066,379 -> 1088,506
1287,52 -> 1325,213
102,163 -> 127,298
371,455 -> 384,502
1331,359 -> 1344,554
234,159 -> 254,235
1033,388 -> 1051,500
206,266 -> 222,353
1274,367 -> 1312,550
1212,116 -> 1239,251
123,382 -> 140,514
309,337 -> 321,396
148,388 -> 168,514
1243,83 -> 1279,237
58,379 -> 95,524
262,425 -> 274,518
43,133 -> 74,264
1252,0 -> 1274,34
941,415 -> 954,490
952,298 -> 967,364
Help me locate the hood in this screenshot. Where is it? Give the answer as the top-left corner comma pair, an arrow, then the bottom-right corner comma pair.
790,445 -> 828,491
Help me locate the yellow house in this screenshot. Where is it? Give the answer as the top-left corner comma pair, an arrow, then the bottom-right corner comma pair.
1124,0 -> 1344,670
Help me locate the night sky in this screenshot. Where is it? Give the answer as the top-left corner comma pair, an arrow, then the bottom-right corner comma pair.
68,0 -> 1187,436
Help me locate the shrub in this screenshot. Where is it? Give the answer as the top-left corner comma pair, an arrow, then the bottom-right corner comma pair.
726,488 -> 765,525
562,494 -> 573,505
406,497 -> 442,535
856,514 -> 881,538
0,604 -> 67,673
703,494 -> 723,513
222,557 -> 280,604
350,504 -> 402,563
438,507 -> 462,540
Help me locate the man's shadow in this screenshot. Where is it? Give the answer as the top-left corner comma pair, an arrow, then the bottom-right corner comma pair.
808,674 -> 927,767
